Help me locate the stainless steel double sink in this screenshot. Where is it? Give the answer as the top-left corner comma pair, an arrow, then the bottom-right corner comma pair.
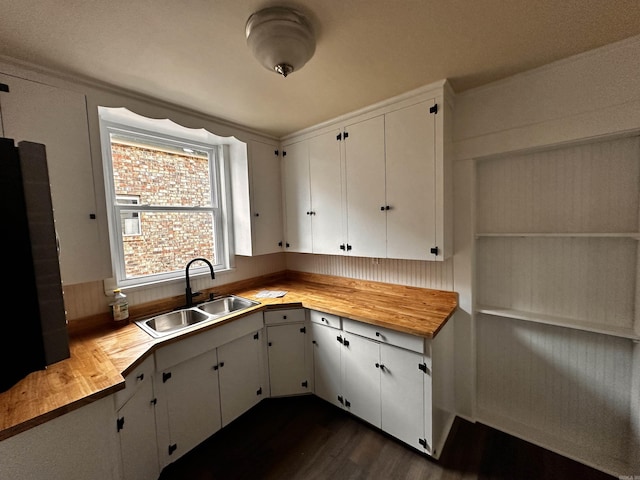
135,295 -> 260,338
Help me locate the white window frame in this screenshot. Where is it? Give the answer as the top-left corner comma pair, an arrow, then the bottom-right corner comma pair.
98,107 -> 235,289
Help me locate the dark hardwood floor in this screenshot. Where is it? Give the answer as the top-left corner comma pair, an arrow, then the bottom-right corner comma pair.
158,395 -> 616,480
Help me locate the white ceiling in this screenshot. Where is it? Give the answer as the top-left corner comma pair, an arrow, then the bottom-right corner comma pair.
1,1 -> 640,138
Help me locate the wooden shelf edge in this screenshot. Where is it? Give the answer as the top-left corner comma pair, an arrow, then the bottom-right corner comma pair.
475,306 -> 640,341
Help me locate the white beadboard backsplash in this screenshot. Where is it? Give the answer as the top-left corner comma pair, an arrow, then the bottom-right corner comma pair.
285,253 -> 454,290
64,253 -> 286,320
64,253 -> 453,321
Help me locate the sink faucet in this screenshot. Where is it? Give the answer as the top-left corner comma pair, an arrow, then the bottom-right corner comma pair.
185,257 -> 215,307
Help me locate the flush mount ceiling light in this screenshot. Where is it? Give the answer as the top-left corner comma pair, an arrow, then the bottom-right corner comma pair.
245,6 -> 316,78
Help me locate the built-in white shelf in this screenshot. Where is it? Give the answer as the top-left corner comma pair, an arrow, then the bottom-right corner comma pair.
476,305 -> 640,341
476,232 -> 640,239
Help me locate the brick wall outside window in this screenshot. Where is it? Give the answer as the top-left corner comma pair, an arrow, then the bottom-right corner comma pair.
111,143 -> 215,278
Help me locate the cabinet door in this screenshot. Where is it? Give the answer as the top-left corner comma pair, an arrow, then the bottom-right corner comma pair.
342,333 -> 381,428
380,343 -> 425,451
0,73 -> 108,285
117,379 -> 160,480
309,130 -> 343,254
282,140 -> 312,252
249,140 -> 283,255
385,101 -> 436,260
267,323 -> 309,396
160,349 -> 221,462
310,321 -> 343,408
343,116 -> 386,258
218,330 -> 264,427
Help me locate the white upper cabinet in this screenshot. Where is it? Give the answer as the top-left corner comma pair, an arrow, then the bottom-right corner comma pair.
308,130 -> 343,254
0,73 -> 110,284
282,130 -> 343,254
281,80 -> 453,261
282,140 -> 312,252
385,100 -> 437,260
343,115 -> 387,258
232,139 -> 283,256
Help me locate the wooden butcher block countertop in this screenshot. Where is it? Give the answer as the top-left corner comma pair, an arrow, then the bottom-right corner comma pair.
0,271 -> 457,441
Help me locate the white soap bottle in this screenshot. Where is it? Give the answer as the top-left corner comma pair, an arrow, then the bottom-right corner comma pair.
110,289 -> 129,322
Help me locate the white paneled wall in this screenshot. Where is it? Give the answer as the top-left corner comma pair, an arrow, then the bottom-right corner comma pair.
474,134 -> 640,476
477,315 -> 633,471
477,236 -> 636,328
285,253 -> 454,291
476,136 -> 640,233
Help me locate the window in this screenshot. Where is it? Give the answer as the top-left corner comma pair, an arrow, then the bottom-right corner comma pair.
117,195 -> 141,236
99,107 -> 234,288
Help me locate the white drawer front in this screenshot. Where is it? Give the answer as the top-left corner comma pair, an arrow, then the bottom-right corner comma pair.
309,310 -> 341,329
342,317 -> 424,354
114,354 -> 155,410
264,308 -> 306,325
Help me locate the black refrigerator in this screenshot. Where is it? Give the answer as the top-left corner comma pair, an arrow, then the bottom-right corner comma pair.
1,137 -> 70,392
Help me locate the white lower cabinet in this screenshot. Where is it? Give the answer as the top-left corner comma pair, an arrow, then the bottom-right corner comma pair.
379,343 -> 428,452
341,330 -> 428,451
115,356 -> 160,480
218,330 -> 264,426
141,307 -> 451,475
154,312 -> 265,467
265,309 -> 311,396
313,314 -> 454,458
309,311 -> 342,408
117,380 -> 161,480
341,333 -> 382,427
158,349 -> 222,463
